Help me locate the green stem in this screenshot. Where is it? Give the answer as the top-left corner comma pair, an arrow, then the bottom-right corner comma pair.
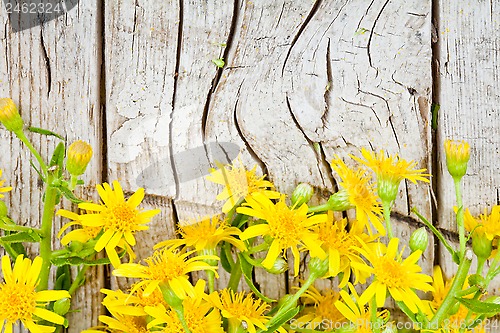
227,258 -> 242,291
15,130 -> 48,177
428,250 -> 473,329
383,200 -> 393,239
266,272 -> 319,329
68,265 -> 88,295
247,242 -> 269,254
454,177 -> 466,261
411,207 -> 456,257
0,218 -> 43,234
207,270 -> 215,294
37,173 -> 58,291
307,203 -> 330,213
69,175 -> 78,191
173,307 -> 192,333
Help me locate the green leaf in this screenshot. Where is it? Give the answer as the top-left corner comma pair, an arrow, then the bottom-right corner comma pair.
238,253 -> 275,303
220,246 -> 232,273
55,265 -> 72,291
456,297 -> 500,314
28,126 -> 64,140
53,184 -> 84,204
431,103 -> 440,130
0,230 -> 41,243
52,251 -> 125,267
50,142 -> 66,178
264,306 -> 300,333
212,58 -> 225,68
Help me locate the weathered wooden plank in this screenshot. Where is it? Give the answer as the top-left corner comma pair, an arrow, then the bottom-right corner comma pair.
205,0 -> 433,298
0,2 -> 103,332
436,0 -> 500,292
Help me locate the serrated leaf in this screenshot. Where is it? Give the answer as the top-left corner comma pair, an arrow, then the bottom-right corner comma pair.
28,126 -> 64,140
264,306 -> 300,332
456,297 -> 500,314
238,253 -> 275,303
1,230 -> 41,243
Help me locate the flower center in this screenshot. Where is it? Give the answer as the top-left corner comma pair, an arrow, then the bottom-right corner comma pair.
315,293 -> 344,323
267,205 -> 303,248
373,257 -> 406,288
104,203 -> 138,233
146,251 -> 187,282
0,283 -> 37,322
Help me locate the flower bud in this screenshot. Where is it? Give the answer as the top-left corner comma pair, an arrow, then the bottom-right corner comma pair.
409,227 -> 429,253
472,234 -> 492,260
66,140 -> 93,176
444,139 -> 470,179
327,190 -> 353,211
308,256 -> 329,278
377,176 -> 400,204
53,297 -> 71,316
159,283 -> 184,307
0,98 -> 23,132
264,257 -> 288,274
0,201 -> 7,218
291,183 -> 314,207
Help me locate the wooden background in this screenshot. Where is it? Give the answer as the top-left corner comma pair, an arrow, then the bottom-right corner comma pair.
0,0 -> 499,331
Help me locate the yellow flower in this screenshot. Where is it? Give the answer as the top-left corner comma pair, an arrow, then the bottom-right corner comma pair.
464,206 -> 500,241
65,181 -> 160,267
155,215 -> 246,252
96,312 -> 149,333
330,158 -> 383,235
145,280 -> 224,333
112,246 -> 218,300
0,255 -> 70,333
0,169 -> 12,198
208,289 -> 270,333
66,140 -> 93,176
335,283 -> 389,333
57,209 -> 102,245
314,212 -> 379,286
352,148 -> 430,203
354,238 -> 433,313
206,160 -> 280,213
0,98 -> 23,132
297,285 -> 345,331
444,139 -> 470,179
237,193 -> 327,275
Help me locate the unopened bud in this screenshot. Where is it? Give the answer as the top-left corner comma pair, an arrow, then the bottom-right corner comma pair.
409,227 -> 429,253
264,257 -> 288,274
53,298 -> 71,316
66,140 -> 93,176
0,98 -> 23,132
472,234 -> 492,260
444,139 -> 470,179
327,190 -> 353,211
291,183 -> 314,207
308,256 -> 329,278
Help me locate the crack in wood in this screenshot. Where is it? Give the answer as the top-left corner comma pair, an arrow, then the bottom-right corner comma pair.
98,0 -> 108,184
321,38 -> 332,128
40,29 -> 52,97
281,0 -> 323,76
366,0 -> 390,70
169,0 -> 184,200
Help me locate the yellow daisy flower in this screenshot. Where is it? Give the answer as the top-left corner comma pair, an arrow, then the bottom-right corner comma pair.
57,209 -> 102,245
464,206 -> 500,241
334,283 -> 389,333
0,255 -> 71,333
237,193 -> 327,275
208,289 -> 270,333
154,215 -> 246,252
97,312 -> 148,333
145,280 -> 224,333
112,246 -> 218,300
354,238 -> 433,313
297,285 -> 345,331
0,169 -> 12,198
352,148 -> 430,203
330,158 -> 384,235
314,212 -> 379,287
63,181 -> 160,267
206,160 -> 280,213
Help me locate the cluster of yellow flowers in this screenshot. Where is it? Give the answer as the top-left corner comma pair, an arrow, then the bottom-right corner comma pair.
0,97 -> 500,333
